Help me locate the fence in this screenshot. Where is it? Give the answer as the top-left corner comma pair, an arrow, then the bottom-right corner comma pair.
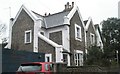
54,63 -> 120,74
2,48 -> 45,72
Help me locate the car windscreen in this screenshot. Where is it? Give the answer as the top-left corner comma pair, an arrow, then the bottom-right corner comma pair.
17,64 -> 42,72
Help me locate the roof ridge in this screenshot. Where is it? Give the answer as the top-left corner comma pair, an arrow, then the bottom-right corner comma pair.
44,10 -> 71,17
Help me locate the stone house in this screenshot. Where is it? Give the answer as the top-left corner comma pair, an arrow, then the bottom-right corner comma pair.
6,2 -> 103,66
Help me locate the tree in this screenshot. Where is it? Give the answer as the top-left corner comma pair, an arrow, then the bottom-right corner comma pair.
0,21 -> 7,44
85,46 -> 105,66
101,18 -> 120,66
0,23 -> 7,36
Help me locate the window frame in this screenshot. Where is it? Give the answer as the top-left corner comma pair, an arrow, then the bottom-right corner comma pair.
74,50 -> 83,66
45,54 -> 52,62
75,24 -> 82,41
25,30 -> 32,44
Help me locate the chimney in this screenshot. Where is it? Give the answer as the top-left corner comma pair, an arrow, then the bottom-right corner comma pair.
72,2 -> 74,8
64,2 -> 74,11
66,2 -> 70,9
8,18 -> 14,49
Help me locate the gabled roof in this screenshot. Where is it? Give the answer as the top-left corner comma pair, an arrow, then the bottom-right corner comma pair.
67,5 -> 85,29
94,24 -> 104,42
85,17 -> 96,32
12,5 -> 43,27
43,5 -> 85,29
12,3 -> 85,29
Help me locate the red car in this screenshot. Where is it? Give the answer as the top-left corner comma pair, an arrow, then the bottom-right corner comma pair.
16,62 -> 54,74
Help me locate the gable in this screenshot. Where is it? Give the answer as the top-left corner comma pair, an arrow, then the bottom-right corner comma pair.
12,5 -> 40,27
70,11 -> 84,28
85,17 -> 96,34
87,21 -> 96,34
67,6 -> 85,29
13,9 -> 34,26
11,9 -> 34,51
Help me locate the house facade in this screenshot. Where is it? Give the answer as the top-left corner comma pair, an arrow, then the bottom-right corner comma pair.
84,17 -> 103,52
6,2 -> 103,66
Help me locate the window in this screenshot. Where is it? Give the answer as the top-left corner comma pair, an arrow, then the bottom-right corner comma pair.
46,57 -> 50,62
90,33 -> 95,44
25,30 -> 32,43
45,64 -> 49,71
50,64 -> 53,71
74,50 -> 83,66
75,24 -> 82,41
63,54 -> 68,63
45,54 -> 52,62
17,64 -> 42,72
77,27 -> 80,37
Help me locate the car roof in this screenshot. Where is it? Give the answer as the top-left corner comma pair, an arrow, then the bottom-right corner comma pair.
21,62 -> 53,65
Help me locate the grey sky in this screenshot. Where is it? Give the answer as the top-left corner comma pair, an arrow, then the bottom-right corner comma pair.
0,0 -> 119,38
0,0 -> 119,23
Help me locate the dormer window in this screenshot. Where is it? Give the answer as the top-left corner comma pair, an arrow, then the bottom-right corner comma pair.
90,33 -> 95,44
25,30 -> 32,44
75,24 -> 82,41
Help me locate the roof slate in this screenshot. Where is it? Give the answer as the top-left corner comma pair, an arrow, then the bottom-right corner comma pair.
44,11 -> 70,28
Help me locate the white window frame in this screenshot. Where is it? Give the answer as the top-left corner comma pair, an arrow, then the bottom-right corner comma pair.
74,50 -> 83,66
25,30 -> 32,44
90,33 -> 95,44
75,24 -> 82,41
45,54 -> 52,62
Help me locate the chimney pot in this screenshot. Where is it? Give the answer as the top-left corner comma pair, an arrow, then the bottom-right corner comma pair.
72,2 -> 74,8
67,2 -> 69,9
45,13 -> 47,16
65,5 -> 67,10
48,13 -> 51,15
67,2 -> 69,6
69,5 -> 71,8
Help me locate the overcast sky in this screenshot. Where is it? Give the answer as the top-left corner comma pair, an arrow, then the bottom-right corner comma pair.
0,0 -> 120,39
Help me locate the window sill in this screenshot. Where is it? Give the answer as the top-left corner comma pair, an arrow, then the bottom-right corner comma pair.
25,42 -> 31,44
75,37 -> 82,41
